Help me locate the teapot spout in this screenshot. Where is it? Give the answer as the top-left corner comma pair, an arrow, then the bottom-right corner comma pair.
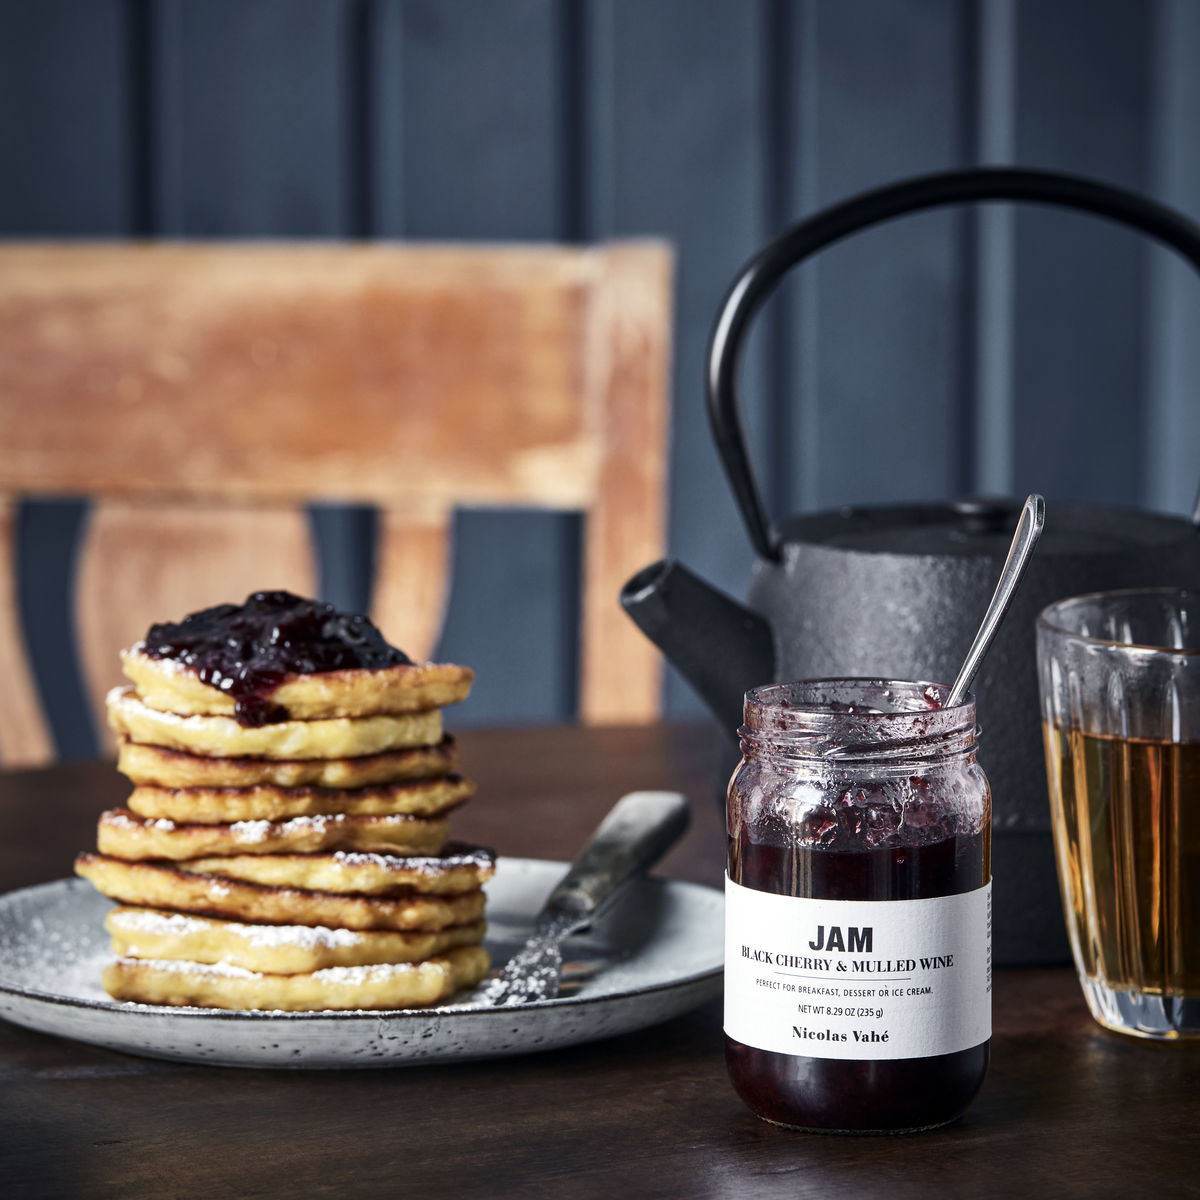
620,559 -> 775,740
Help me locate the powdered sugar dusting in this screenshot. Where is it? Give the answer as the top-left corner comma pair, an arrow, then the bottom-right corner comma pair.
311,962 -> 426,984
330,844 -> 493,874
237,923 -> 361,949
121,956 -> 258,979
11,905 -> 109,1001
230,820 -> 271,843
111,910 -> 205,936
230,815 -> 337,841
119,957 -> 433,984
105,812 -> 176,831
332,850 -> 418,869
110,909 -> 363,950
277,814 -> 333,834
127,643 -> 188,675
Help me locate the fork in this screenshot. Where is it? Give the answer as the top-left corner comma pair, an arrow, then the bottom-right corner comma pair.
478,790 -> 690,1006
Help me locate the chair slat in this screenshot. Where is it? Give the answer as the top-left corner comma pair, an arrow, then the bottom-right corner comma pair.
371,508 -> 453,664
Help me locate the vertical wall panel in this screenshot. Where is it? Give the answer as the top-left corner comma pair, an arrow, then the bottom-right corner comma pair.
767,0 -> 820,514
372,0 -> 576,725
795,0 -> 973,512
437,511 -> 582,724
1145,0 -> 1200,518
1011,0 -> 1150,506
584,0 -> 772,718
152,0 -> 351,235
372,0 -> 563,239
972,0 -> 1017,496
0,0 -> 133,234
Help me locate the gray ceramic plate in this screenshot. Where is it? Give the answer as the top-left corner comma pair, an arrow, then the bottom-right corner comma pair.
0,858 -> 722,1069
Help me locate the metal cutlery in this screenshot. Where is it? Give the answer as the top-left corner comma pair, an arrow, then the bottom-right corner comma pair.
479,790 -> 690,1006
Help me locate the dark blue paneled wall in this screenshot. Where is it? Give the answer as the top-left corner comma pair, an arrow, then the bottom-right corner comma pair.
3,0 -> 1199,757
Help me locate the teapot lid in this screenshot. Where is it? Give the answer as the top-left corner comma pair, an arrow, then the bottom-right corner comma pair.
777,498 -> 1200,559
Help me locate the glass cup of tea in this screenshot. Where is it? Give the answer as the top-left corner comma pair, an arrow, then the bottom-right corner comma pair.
1036,588 -> 1200,1040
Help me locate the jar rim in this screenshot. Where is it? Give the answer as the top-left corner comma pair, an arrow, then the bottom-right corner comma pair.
740,678 -> 977,762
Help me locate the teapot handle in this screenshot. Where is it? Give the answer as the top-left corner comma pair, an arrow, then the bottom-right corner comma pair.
708,166 -> 1200,562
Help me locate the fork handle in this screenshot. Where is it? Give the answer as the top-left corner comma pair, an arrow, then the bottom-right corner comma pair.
540,791 -> 690,930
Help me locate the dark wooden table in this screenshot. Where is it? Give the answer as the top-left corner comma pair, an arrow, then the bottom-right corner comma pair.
1,724 -> 1197,1199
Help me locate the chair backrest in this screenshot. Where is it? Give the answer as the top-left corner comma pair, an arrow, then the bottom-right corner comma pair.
0,242 -> 673,765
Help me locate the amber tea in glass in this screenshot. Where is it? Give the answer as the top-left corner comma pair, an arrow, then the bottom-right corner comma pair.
1037,589 -> 1200,1040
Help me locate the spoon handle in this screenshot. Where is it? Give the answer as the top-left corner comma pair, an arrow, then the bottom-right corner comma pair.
946,493 -> 1046,709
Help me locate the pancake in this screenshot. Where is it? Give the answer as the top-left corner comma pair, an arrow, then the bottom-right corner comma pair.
75,853 -> 487,931
124,774 -> 473,823
123,646 -> 473,721
107,687 -> 443,760
116,736 -> 459,790
105,906 -> 486,973
97,808 -> 455,860
102,944 -> 490,1011
177,844 -> 495,896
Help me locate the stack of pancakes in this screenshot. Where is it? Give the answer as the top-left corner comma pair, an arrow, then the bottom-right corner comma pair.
75,602 -> 494,1012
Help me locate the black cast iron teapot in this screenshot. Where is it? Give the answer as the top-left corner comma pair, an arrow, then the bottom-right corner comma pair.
621,167 -> 1200,964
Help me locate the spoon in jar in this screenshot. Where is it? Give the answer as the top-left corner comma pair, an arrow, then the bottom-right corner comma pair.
944,493 -> 1046,709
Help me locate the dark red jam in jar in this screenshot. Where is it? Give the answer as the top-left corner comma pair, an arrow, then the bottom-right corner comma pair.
724,679 -> 991,1133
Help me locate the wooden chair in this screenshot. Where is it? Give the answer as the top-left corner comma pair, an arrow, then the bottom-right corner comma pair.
0,242 -> 673,765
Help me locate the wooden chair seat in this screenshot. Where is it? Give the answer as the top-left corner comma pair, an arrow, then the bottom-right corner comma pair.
0,242 -> 672,764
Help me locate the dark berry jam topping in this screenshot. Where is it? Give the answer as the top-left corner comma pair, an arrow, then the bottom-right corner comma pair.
141,591 -> 412,727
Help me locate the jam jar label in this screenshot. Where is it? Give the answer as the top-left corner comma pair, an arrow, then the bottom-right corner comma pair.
724,876 -> 992,1060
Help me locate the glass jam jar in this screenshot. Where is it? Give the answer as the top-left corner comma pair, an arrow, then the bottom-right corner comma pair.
724,679 -> 992,1133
